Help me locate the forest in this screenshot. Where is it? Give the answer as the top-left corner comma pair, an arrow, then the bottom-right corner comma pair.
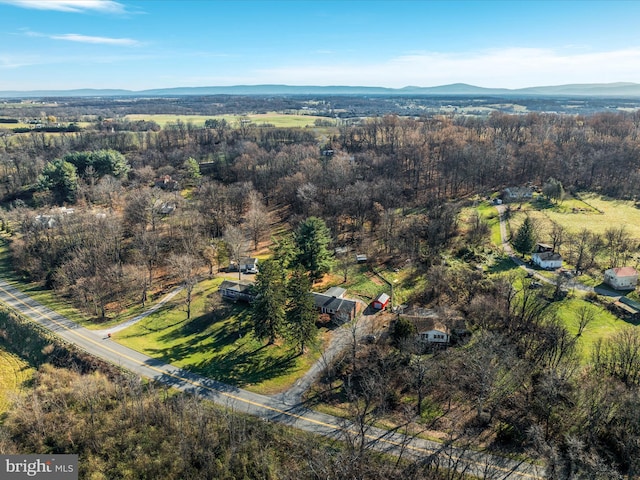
2,98 -> 640,479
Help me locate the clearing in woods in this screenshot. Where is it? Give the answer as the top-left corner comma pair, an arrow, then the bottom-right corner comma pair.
510,193 -> 640,239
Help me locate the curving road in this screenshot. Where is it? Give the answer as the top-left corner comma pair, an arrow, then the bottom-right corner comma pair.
0,277 -> 544,479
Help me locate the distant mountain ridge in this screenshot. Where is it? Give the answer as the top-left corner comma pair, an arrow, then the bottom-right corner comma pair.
2,82 -> 640,98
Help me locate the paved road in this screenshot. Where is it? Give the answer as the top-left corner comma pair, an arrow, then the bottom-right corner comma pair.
0,278 -> 543,479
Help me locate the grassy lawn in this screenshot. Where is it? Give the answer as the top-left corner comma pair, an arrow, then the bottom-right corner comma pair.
551,297 -> 630,360
476,201 -> 503,246
125,113 -> 329,129
0,347 -> 34,413
487,254 -> 523,275
0,235 -> 324,395
503,193 -> 640,286
513,193 -> 640,238
114,276 -> 321,395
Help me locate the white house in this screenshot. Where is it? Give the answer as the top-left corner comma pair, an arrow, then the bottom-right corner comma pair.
218,280 -> 255,302
229,258 -> 259,274
418,328 -> 450,344
410,318 -> 451,345
604,267 -> 638,291
532,251 -> 563,270
502,186 -> 533,203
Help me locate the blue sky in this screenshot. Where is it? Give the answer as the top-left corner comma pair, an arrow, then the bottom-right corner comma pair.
1,0 -> 640,91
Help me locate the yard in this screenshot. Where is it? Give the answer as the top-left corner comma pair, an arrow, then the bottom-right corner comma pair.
509,192 -> 640,240
551,298 -> 630,360
113,276 -> 323,395
476,193 -> 640,362
504,193 -> 640,281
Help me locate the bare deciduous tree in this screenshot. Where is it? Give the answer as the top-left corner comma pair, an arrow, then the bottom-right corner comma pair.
169,253 -> 202,319
223,225 -> 248,280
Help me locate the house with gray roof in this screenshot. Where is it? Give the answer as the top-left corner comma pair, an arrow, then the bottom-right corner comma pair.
219,280 -> 255,303
311,287 -> 358,323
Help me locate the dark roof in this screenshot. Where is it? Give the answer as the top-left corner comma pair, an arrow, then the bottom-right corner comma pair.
219,280 -> 254,294
409,317 -> 450,335
534,252 -> 562,261
311,292 -> 357,314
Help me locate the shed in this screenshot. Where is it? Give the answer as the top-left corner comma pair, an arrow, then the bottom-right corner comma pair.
373,292 -> 390,310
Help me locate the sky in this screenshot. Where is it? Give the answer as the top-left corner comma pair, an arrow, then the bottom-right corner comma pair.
2,0 -> 640,91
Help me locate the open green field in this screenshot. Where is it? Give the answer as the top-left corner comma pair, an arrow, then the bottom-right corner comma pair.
511,193 -> 640,240
467,201 -> 503,246
114,276 -> 321,395
125,112 -> 331,129
0,347 -> 33,413
551,298 -> 631,360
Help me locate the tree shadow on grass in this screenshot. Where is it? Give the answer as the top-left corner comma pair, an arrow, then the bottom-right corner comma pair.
530,197 -> 554,211
197,344 -> 298,387
145,336 -> 298,388
143,302 -> 298,388
488,255 -> 521,274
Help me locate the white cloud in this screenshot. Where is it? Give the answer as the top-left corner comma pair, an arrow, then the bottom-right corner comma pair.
256,47 -> 640,88
0,56 -> 30,69
0,0 -> 125,13
50,33 -> 140,46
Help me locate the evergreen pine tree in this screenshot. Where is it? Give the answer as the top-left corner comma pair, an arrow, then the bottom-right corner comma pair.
251,259 -> 286,344
286,267 -> 318,355
513,215 -> 537,256
295,217 -> 333,281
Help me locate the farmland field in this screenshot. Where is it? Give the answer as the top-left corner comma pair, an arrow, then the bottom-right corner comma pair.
125,112 -> 332,128
0,121 -> 29,129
